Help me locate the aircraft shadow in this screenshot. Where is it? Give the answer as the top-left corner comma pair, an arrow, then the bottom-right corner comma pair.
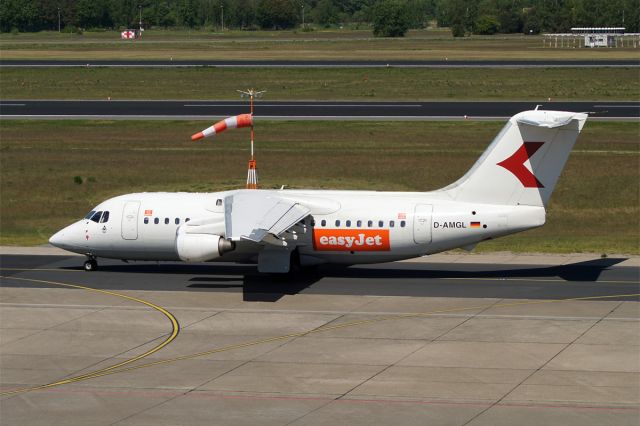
45,257 -> 635,302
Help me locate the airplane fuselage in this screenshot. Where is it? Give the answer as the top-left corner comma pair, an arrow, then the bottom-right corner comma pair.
51,189 -> 545,266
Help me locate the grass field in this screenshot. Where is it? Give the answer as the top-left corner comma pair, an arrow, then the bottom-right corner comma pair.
1,119 -> 637,254
1,29 -> 638,61
2,67 -> 638,101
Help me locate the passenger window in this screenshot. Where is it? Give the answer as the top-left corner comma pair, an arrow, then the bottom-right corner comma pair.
321,219 -> 326,227
400,220 -> 406,228
84,211 -> 96,220
100,211 -> 109,223
175,218 -> 180,225
216,199 -> 223,206
357,220 -> 362,227
367,220 -> 373,227
346,220 -> 351,227
378,220 -> 384,227
185,218 -> 190,222
154,218 -> 159,224
90,211 -> 102,223
390,220 -> 395,228
164,218 -> 169,225
144,217 -> 149,224
335,220 -> 341,227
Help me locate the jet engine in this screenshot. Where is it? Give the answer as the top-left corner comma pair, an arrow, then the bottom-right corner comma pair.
175,233 -> 235,262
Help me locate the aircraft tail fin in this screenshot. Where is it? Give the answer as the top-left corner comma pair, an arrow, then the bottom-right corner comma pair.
440,110 -> 588,207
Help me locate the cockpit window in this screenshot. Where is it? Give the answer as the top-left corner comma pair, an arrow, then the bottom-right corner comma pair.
90,211 -> 102,223
100,211 -> 109,223
84,211 -> 96,219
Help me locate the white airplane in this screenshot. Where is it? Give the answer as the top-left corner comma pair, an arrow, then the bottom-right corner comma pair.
49,110 -> 587,273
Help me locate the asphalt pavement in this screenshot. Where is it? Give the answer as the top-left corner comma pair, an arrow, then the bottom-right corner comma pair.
1,254 -> 637,302
1,100 -> 638,120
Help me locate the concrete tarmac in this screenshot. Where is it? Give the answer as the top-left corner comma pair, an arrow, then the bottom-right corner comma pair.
1,253 -> 639,425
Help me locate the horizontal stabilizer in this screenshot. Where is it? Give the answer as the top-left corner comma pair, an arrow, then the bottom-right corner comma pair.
515,110 -> 585,128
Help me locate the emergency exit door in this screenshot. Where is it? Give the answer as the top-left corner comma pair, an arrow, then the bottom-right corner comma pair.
121,201 -> 140,240
413,204 -> 432,244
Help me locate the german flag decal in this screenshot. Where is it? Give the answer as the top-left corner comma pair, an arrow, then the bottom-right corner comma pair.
470,221 -> 481,228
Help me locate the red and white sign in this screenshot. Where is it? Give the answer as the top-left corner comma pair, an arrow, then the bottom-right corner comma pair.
144,209 -> 153,216
121,30 -> 136,40
313,229 -> 390,252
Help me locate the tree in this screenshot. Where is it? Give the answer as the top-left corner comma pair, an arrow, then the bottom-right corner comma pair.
256,0 -> 299,29
313,0 -> 340,26
523,8 -> 541,34
0,0 -> 40,32
406,0 -> 436,29
372,0 -> 410,37
229,0 -> 258,29
77,0 -> 112,29
451,23 -> 465,36
177,0 -> 197,27
444,0 -> 468,36
475,14 -> 500,34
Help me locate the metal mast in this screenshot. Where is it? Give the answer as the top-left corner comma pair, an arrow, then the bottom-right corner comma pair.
237,89 -> 265,189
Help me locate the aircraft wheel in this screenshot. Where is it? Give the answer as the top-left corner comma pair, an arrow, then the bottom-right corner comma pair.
84,259 -> 98,271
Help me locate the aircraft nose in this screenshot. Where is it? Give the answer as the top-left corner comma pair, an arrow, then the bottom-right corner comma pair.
49,229 -> 67,248
49,222 -> 83,251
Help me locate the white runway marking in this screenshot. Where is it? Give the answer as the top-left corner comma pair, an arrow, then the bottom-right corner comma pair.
183,104 -> 423,107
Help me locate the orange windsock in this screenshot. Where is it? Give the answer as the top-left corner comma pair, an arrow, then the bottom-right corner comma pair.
191,114 -> 253,141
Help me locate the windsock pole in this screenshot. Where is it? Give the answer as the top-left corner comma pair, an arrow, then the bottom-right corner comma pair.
246,92 -> 258,189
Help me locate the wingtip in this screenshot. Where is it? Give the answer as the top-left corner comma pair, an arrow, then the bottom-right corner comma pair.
191,132 -> 204,141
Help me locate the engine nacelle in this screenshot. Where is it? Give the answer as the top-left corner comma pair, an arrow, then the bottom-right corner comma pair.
175,233 -> 235,262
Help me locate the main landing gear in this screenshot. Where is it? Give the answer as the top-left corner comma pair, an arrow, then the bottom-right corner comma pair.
84,256 -> 98,271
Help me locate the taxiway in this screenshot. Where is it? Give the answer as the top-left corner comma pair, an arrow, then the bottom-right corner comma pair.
1,100 -> 639,120
1,253 -> 638,425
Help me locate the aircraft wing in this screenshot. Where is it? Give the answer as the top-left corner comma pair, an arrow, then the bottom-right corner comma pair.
224,192 -> 311,243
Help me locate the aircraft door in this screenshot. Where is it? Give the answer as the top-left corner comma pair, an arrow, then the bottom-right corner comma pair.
413,204 -> 433,244
121,201 -> 140,240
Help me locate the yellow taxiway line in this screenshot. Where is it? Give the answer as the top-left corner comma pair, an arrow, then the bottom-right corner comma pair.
0,275 -> 180,397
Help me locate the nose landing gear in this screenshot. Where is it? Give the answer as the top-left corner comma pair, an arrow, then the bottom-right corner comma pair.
84,256 -> 98,271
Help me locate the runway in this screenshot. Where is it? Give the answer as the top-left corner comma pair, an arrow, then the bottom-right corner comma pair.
1,100 -> 639,120
1,253 -> 639,425
1,59 -> 639,68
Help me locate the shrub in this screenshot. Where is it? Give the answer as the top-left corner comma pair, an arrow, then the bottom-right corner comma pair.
372,0 -> 410,37
475,15 -> 500,35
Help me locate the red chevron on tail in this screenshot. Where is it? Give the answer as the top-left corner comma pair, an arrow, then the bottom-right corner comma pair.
497,142 -> 545,188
